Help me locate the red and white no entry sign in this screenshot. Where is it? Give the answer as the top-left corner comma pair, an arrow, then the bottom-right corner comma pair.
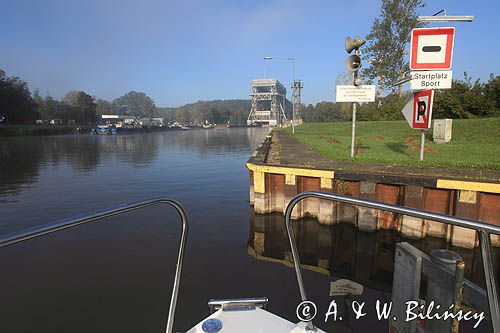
410,27 -> 455,70
402,89 -> 434,129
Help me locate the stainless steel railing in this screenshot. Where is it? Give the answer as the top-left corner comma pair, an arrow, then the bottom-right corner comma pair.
0,198 -> 188,333
208,297 -> 269,313
284,191 -> 500,333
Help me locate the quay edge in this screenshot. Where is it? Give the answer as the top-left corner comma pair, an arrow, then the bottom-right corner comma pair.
247,131 -> 500,249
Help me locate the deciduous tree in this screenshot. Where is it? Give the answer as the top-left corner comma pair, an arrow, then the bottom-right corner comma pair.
362,0 -> 425,97
64,90 -> 97,124
0,69 -> 38,124
112,91 -> 156,118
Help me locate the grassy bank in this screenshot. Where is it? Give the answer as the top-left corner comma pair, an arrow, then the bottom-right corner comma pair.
0,125 -> 90,136
283,118 -> 500,171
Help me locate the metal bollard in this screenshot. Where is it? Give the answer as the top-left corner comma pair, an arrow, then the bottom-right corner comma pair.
430,249 -> 462,270
426,249 -> 464,333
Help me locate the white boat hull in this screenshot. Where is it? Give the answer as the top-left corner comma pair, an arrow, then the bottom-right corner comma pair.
186,307 -> 325,333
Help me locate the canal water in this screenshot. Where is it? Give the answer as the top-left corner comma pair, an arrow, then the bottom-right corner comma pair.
0,128 -> 495,332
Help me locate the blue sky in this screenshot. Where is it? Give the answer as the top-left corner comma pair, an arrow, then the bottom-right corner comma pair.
1,0 -> 499,107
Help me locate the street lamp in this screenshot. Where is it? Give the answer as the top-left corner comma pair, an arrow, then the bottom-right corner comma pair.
418,9 -> 474,24
264,56 -> 296,134
418,9 -> 473,23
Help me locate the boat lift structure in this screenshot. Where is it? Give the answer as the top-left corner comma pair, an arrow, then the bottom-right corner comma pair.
247,79 -> 288,127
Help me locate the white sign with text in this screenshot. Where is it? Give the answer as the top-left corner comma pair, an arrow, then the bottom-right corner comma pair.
410,70 -> 452,90
336,85 -> 376,103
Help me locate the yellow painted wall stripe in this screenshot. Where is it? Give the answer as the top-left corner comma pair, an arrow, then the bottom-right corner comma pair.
253,171 -> 265,193
246,162 -> 334,179
437,179 -> 500,194
321,177 -> 333,189
285,174 -> 296,185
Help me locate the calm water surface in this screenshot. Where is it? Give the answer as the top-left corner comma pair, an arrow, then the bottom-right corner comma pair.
0,128 -> 495,332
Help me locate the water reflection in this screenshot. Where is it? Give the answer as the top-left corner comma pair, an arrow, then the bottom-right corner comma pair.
247,211 -> 498,292
0,128 -> 268,236
0,137 -> 44,200
168,127 -> 268,155
0,126 -> 495,333
0,128 -> 266,203
1,127 -> 278,333
98,134 -> 161,166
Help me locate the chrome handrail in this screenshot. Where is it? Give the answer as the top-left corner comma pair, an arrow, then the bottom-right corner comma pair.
0,197 -> 188,333
208,297 -> 269,313
284,191 -> 500,333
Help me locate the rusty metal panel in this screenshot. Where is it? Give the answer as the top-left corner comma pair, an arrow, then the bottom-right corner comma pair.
376,184 -> 401,230
478,193 -> 500,246
299,176 -> 320,217
423,188 -> 451,238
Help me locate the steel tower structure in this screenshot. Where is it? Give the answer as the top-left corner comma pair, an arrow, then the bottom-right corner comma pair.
247,79 -> 288,127
292,80 -> 303,125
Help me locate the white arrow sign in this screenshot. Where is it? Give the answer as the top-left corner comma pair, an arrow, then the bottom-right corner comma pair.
402,89 -> 434,130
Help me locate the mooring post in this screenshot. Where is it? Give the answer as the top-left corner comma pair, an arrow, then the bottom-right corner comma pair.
426,249 -> 464,333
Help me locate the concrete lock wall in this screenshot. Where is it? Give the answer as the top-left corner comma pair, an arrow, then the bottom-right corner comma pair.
247,163 -> 500,249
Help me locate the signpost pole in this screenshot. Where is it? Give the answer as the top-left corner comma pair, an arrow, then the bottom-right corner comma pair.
341,35 -> 373,157
420,130 -> 425,161
350,68 -> 358,158
351,102 -> 356,158
292,59 -> 295,134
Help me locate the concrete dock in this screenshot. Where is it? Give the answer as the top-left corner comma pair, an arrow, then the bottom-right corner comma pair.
247,130 -> 500,249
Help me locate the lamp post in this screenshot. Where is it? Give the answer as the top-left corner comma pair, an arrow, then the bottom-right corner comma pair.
417,9 -> 474,23
264,56 -> 295,134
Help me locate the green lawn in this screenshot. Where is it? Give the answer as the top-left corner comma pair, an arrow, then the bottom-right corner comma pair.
283,118 -> 500,171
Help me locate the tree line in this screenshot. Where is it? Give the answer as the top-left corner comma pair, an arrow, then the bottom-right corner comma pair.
160,99 -> 251,125
2,65 -> 498,126
301,74 -> 500,122
0,68 -> 252,125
